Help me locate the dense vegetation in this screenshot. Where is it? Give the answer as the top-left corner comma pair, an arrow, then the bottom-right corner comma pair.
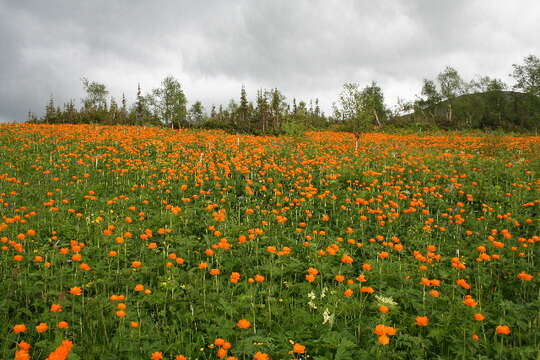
0,124 -> 539,359
28,55 -> 540,134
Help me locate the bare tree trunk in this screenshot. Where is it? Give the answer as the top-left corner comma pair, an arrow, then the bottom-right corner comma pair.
447,104 -> 452,123
373,109 -> 381,127
354,132 -> 361,152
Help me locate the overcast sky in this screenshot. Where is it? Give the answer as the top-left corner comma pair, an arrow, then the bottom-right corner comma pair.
1,0 -> 539,122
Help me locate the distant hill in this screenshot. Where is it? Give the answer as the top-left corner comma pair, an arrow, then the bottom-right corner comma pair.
391,91 -> 540,131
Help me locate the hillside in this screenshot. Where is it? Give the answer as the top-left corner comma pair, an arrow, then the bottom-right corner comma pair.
392,91 -> 540,131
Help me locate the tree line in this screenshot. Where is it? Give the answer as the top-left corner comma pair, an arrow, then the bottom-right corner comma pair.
28,54 -> 540,134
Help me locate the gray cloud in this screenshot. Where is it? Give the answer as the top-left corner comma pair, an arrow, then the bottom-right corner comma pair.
1,0 -> 539,122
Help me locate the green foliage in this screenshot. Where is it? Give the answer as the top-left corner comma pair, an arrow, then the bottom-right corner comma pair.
28,54 -> 540,134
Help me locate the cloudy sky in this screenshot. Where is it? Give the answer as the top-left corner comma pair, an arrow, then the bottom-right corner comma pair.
1,0 -> 539,122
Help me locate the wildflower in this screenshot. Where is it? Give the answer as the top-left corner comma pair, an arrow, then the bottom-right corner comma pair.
360,286 -> 375,294
69,287 -> 82,295
131,261 -> 142,268
456,279 -> 471,289
343,289 -> 354,297
415,316 -> 429,326
46,340 -> 73,360
373,324 -> 397,345
517,272 -> 533,281
473,313 -> 485,321
57,321 -> 69,329
13,324 -> 27,333
151,352 -> 163,360
253,352 -> 270,360
463,295 -> 478,307
374,294 -> 397,306
292,343 -> 305,353
50,304 -> 62,312
229,272 -> 241,283
496,325 -> 511,335
237,319 -> 251,329
378,305 -> 389,313
378,334 -> 390,345
36,322 -> 49,333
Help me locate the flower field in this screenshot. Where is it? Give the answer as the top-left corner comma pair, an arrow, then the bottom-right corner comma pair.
0,124 -> 538,359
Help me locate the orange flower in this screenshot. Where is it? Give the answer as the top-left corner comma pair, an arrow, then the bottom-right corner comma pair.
216,348 -> 228,358
131,261 -> 142,268
517,272 -> 533,281
496,325 -> 511,335
130,321 -> 139,328
134,284 -> 145,292
373,324 -> 397,336
237,319 -> 251,329
69,287 -> 82,295
378,334 -> 390,345
18,341 -> 31,350
254,274 -> 265,283
229,272 -> 241,283
473,313 -> 485,321
57,321 -> 69,329
175,356 -> 188,360
116,310 -> 126,318
50,304 -> 62,312
429,290 -> 440,297
415,316 -> 429,326
253,352 -> 270,360
378,305 -> 389,313
151,352 -> 163,360
456,279 -> 471,289
13,324 -> 27,333
292,343 -> 305,353
360,286 -> 375,294
340,255 -> 353,264
47,340 -> 73,360
210,268 -> 221,276
463,295 -> 478,307
35,322 -> 49,333
343,289 -> 354,297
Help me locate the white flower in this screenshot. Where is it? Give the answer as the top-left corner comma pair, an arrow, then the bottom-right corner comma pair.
374,294 -> 397,306
322,308 -> 334,325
